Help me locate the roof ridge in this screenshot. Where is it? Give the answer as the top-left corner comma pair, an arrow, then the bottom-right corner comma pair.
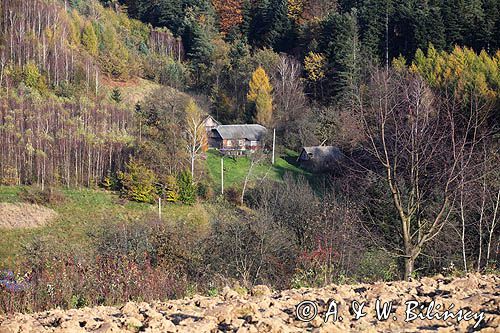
218,124 -> 264,127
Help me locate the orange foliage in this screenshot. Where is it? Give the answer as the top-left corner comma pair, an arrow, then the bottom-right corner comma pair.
212,0 -> 244,35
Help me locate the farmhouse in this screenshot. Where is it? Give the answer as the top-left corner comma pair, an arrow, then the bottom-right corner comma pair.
210,124 -> 267,155
201,115 -> 220,133
297,146 -> 343,172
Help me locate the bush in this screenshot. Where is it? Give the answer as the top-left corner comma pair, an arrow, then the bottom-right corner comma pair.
0,221 -> 189,315
117,159 -> 157,203
203,207 -> 297,288
197,182 -> 214,201
224,187 -> 241,205
356,249 -> 398,282
101,171 -> 120,191
18,186 -> 65,205
177,171 -> 197,205
164,175 -> 180,203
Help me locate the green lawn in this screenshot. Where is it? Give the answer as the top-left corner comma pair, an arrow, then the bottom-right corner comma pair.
0,186 -> 208,269
205,149 -> 310,190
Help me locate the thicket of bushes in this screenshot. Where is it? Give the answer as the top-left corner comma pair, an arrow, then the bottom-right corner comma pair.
1,175 -> 400,314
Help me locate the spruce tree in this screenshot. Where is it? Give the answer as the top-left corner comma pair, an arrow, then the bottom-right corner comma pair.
319,9 -> 361,99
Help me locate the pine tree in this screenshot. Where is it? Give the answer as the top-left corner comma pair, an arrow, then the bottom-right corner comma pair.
358,0 -> 393,62
247,66 -> 273,126
249,0 -> 291,50
178,170 -> 197,205
111,88 -> 122,103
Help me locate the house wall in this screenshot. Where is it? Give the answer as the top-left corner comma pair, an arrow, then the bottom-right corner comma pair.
218,138 -> 263,154
204,118 -> 219,131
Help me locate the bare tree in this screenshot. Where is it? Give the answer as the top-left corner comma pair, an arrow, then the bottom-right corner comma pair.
357,68 -> 490,279
241,152 -> 265,205
184,99 -> 206,179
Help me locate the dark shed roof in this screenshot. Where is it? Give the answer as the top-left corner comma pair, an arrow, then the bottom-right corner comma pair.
299,146 -> 343,162
214,125 -> 267,141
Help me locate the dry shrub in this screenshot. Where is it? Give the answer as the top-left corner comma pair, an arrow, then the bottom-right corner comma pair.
18,186 -> 65,205
0,222 -> 189,315
224,187 -> 241,205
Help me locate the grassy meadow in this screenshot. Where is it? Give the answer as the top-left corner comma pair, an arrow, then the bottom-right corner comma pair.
0,186 -> 208,270
205,149 -> 310,190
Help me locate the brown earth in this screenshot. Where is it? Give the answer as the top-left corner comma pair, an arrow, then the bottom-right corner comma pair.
0,203 -> 57,229
0,274 -> 498,332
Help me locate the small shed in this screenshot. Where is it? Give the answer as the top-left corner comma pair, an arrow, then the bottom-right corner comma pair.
298,146 -> 343,172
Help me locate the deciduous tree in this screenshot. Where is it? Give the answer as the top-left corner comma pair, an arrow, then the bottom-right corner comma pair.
247,66 -> 273,126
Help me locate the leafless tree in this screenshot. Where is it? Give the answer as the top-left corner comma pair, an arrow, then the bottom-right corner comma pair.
241,152 -> 266,205
356,68 -> 490,279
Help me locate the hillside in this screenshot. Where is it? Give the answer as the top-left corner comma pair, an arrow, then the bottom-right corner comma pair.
1,274 -> 498,332
0,0 -> 499,326
0,186 -> 208,269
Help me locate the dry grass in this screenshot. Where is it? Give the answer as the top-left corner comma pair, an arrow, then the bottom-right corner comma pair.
0,203 -> 57,229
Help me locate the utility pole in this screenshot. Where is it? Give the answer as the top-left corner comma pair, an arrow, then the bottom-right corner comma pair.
158,197 -> 162,220
221,157 -> 224,194
272,128 -> 276,165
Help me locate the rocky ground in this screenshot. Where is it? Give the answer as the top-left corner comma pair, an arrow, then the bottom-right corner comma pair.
0,274 -> 498,332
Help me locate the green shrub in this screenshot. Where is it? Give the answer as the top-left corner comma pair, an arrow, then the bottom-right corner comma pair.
118,159 -> 157,203
23,62 -> 47,92
356,249 -> 398,282
177,171 -> 197,205
101,171 -> 120,191
164,175 -> 180,203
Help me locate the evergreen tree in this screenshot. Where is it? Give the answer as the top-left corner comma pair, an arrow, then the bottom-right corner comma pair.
319,9 -> 361,99
111,88 -> 122,103
182,8 -> 215,88
178,170 -> 197,205
358,0 -> 394,62
249,0 -> 292,50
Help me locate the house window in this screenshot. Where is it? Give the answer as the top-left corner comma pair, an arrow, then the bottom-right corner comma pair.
238,140 -> 245,147
250,141 -> 258,146
226,140 -> 233,147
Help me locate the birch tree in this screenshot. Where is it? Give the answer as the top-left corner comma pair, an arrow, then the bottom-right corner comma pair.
184,99 -> 207,179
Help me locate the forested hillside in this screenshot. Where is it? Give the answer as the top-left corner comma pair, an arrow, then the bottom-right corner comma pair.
0,0 -> 499,316
0,0 -> 182,187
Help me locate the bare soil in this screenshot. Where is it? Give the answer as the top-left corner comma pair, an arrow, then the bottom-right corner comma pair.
0,273 -> 498,332
0,203 -> 57,229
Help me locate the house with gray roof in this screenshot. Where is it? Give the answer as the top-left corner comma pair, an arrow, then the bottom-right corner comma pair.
297,146 -> 343,172
210,124 -> 267,155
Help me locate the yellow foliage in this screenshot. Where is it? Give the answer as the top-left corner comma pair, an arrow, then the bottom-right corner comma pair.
304,52 -> 326,82
410,45 -> 500,101
247,66 -> 273,126
392,54 -> 407,72
185,99 -> 207,152
288,0 -> 304,22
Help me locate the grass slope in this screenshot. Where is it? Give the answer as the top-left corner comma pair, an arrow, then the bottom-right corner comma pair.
205,149 -> 310,190
0,186 -> 208,269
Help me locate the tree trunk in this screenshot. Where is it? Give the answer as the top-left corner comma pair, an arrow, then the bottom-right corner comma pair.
404,256 -> 414,281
